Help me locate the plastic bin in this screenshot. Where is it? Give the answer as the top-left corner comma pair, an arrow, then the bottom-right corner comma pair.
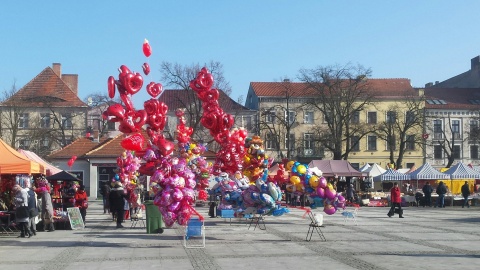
144,201 -> 164,234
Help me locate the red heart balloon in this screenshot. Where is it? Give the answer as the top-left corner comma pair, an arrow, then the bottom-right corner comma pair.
108,76 -> 116,98
132,110 -> 147,129
121,133 -> 145,151
142,62 -> 150,76
123,73 -> 143,95
106,104 -> 125,122
156,137 -> 174,156
146,82 -> 162,98
143,39 -> 152,57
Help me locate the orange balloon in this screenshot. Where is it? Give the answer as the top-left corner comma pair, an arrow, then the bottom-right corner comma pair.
290,175 -> 301,185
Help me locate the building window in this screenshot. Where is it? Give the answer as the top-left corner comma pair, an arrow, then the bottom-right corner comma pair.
304,133 -> 314,150
324,111 -> 333,124
351,111 -> 360,124
367,112 -> 377,124
470,120 -> 480,141
107,121 -> 116,131
406,135 -> 415,150
433,119 -> 443,139
285,133 -> 295,151
452,145 -> 461,159
434,145 -> 443,159
18,138 -> 30,148
18,113 -> 29,129
265,133 -> 276,150
386,135 -> 396,151
406,111 -> 415,125
470,145 -> 479,159
40,138 -> 49,148
40,113 -> 50,128
452,120 -> 461,139
406,163 -> 415,169
265,111 -> 276,123
243,116 -> 253,130
386,111 -> 396,123
62,113 -> 73,129
304,111 -> 314,124
286,110 -> 296,125
350,163 -> 360,170
350,135 -> 360,151
367,135 -> 377,151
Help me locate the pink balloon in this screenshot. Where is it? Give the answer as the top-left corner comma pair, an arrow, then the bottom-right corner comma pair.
183,188 -> 195,203
324,205 -> 337,215
316,187 -> 326,198
172,188 -> 184,202
160,192 -> 173,206
337,195 -> 346,202
318,177 -> 327,189
325,188 -> 337,200
168,201 -> 180,212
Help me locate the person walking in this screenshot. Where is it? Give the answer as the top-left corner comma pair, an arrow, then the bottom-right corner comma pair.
12,184 -> 33,237
39,187 -> 55,232
422,182 -> 434,207
346,184 -> 356,204
74,185 -> 88,224
100,182 -> 111,214
435,181 -> 447,208
109,182 -> 127,228
26,184 -> 39,236
461,181 -> 471,208
388,182 -> 404,218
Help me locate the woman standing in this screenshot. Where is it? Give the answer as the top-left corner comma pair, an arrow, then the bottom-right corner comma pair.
39,187 -> 55,232
74,185 -> 88,225
387,182 -> 404,218
13,184 -> 33,237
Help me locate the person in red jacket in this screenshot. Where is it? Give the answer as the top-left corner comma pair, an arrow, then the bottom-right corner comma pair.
74,185 -> 88,225
388,182 -> 404,218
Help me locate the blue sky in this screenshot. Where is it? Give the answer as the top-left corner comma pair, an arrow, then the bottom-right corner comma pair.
1,1 -> 479,108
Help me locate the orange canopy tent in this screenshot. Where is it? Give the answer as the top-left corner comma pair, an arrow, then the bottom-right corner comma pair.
18,149 -> 61,176
0,139 -> 45,174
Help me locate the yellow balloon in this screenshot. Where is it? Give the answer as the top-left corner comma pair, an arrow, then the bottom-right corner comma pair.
295,184 -> 305,192
286,161 -> 295,171
309,175 -> 319,188
297,165 -> 307,175
290,175 -> 301,185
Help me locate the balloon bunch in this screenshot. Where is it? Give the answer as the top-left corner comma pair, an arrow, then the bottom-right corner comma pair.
211,172 -> 242,210
190,68 -> 247,175
243,136 -> 272,184
241,170 -> 288,216
183,143 -> 211,201
151,157 -> 203,226
311,176 -> 346,215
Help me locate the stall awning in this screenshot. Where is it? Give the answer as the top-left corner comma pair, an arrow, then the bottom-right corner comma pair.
409,163 -> 450,180
18,149 -> 62,176
373,168 -> 410,182
308,160 -> 365,177
0,139 -> 45,174
443,162 -> 480,179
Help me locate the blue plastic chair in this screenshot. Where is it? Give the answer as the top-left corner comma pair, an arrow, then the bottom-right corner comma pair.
184,217 -> 205,248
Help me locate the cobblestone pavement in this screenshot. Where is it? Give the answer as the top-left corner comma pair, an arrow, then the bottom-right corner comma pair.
0,201 -> 479,270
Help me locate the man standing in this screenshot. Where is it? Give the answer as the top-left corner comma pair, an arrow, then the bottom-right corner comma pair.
100,182 -> 111,214
422,182 -> 433,207
461,181 -> 471,208
435,181 -> 447,208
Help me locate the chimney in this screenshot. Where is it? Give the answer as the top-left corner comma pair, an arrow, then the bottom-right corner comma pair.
283,79 -> 290,82
425,82 -> 433,88
471,56 -> 480,70
62,74 -> 78,94
52,63 -> 61,76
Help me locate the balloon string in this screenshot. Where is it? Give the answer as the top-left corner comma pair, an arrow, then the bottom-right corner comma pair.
183,200 -> 204,222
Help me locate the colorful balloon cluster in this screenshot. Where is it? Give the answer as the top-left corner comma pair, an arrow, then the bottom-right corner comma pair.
151,157 -> 203,227
190,68 -> 247,175
285,161 -> 345,215
243,136 -> 273,184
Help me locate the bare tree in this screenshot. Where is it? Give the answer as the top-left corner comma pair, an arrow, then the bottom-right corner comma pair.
0,82 -> 28,148
84,93 -> 119,139
159,61 -> 233,147
426,114 -> 464,168
257,79 -> 301,159
298,63 -> 374,160
375,93 -> 425,169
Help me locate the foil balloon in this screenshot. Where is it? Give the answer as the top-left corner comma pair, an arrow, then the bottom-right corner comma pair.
143,38 -> 152,57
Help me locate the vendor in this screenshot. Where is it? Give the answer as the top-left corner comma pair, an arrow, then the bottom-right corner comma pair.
61,182 -> 76,211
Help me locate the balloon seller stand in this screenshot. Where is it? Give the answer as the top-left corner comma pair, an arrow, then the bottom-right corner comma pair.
183,217 -> 205,248
247,214 -> 266,231
305,210 -> 326,242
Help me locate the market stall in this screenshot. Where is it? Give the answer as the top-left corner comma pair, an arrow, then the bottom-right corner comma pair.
45,171 -> 83,229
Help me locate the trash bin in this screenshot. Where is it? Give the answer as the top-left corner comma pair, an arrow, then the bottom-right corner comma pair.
145,201 -> 164,234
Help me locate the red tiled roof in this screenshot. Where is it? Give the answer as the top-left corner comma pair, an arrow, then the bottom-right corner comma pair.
2,66 -> 87,107
250,79 -> 415,98
158,89 -> 252,112
84,130 -> 150,158
424,88 -> 480,110
47,137 -> 109,159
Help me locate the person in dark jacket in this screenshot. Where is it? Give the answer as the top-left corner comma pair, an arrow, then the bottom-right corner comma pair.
26,184 -> 39,236
346,184 -> 355,203
100,182 -> 111,214
109,182 -> 127,228
388,182 -> 404,218
435,181 -> 447,208
422,182 -> 433,207
461,181 -> 471,208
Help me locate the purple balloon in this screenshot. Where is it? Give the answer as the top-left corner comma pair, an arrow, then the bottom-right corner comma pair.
316,187 -> 326,199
